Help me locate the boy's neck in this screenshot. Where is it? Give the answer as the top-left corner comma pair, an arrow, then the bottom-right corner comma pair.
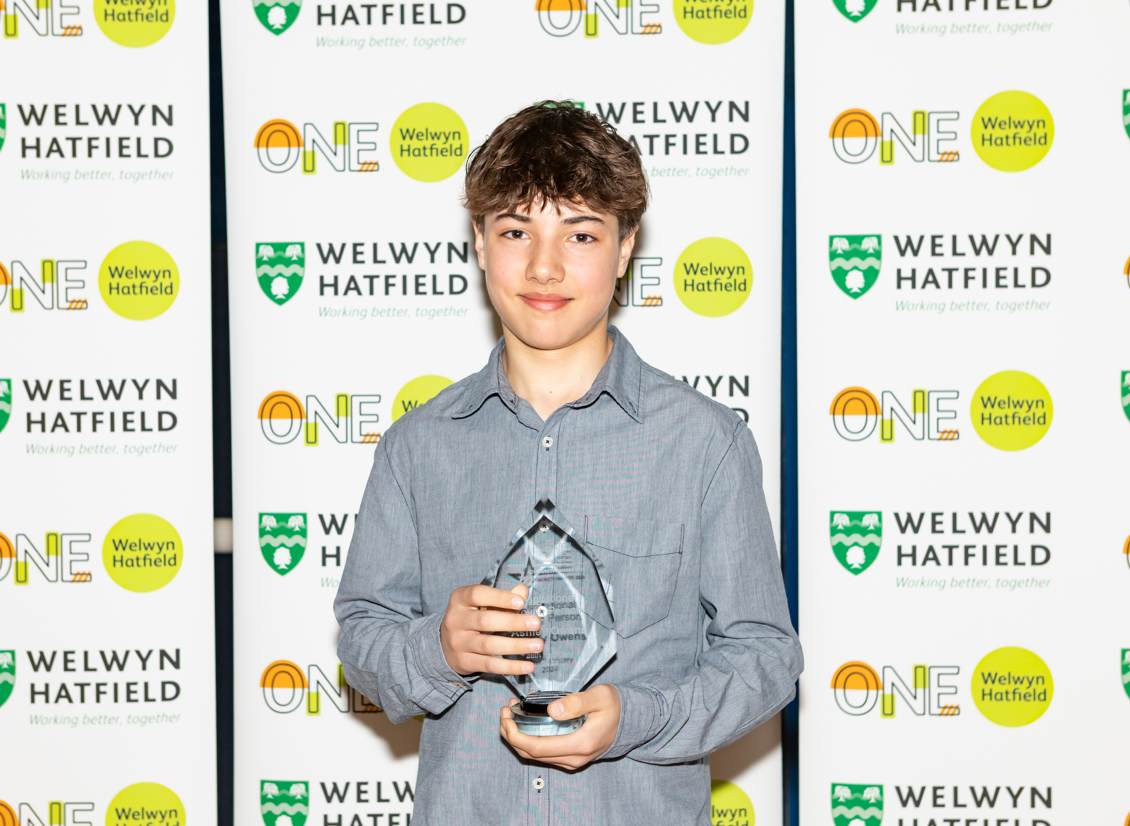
500,320 -> 613,423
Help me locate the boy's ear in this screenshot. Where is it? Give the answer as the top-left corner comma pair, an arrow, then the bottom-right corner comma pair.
617,227 -> 638,279
473,218 -> 487,272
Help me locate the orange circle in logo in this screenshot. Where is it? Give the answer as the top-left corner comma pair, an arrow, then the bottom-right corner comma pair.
0,533 -> 13,559
830,387 -> 879,417
258,391 -> 305,421
260,660 -> 307,690
255,119 -> 303,150
829,108 -> 879,140
831,661 -> 881,691
0,801 -> 17,826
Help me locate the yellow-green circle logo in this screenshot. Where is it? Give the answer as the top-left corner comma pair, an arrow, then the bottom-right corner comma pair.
971,647 -> 1053,727
106,784 -> 184,826
971,91 -> 1053,172
103,514 -> 183,593
970,370 -> 1052,451
391,103 -> 468,182
710,780 -> 754,825
99,241 -> 180,321
674,0 -> 752,44
392,375 -> 452,422
94,0 -> 175,47
675,237 -> 752,317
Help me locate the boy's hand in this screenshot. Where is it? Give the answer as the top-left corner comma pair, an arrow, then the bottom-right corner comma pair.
499,685 -> 621,770
440,583 -> 542,676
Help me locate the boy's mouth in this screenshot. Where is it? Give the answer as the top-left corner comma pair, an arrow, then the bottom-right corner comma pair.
519,293 -> 571,312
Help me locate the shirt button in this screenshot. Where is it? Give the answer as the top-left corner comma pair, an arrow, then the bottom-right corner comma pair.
532,777 -> 545,790
542,436 -> 553,449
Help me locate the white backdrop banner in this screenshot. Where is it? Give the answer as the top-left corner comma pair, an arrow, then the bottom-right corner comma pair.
0,3 -> 216,825
224,2 -> 784,824
797,2 -> 1129,825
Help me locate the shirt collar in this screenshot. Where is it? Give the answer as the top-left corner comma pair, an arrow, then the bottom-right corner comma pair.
451,325 -> 644,423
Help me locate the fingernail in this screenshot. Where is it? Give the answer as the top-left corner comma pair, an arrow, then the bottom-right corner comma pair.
550,702 -> 563,717
525,617 -> 540,629
524,662 -> 535,673
511,597 -> 525,608
529,640 -> 542,652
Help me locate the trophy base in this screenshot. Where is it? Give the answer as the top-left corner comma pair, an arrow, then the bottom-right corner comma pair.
512,692 -> 586,737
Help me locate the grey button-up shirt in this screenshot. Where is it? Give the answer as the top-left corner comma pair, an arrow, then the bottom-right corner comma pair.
335,327 -> 802,826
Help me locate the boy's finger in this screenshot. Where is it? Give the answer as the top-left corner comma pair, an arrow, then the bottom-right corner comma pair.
470,633 -> 542,657
472,608 -> 539,634
549,691 -> 591,720
465,583 -> 528,611
510,583 -> 530,602
474,654 -> 536,676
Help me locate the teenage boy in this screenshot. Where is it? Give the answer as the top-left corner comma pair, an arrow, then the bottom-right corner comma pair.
335,102 -> 802,825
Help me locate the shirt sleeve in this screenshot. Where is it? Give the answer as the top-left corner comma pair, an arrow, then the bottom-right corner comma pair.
603,421 -> 803,763
334,439 -> 471,723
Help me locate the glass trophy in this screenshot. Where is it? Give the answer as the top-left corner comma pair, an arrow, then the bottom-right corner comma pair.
483,498 -> 616,736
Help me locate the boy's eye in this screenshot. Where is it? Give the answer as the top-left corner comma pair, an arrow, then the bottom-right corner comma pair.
503,229 -> 526,240
572,233 -> 595,244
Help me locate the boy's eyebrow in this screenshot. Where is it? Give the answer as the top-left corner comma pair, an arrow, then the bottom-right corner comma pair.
560,214 -> 606,226
495,212 -> 533,223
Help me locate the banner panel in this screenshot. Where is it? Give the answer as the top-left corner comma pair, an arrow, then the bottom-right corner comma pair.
0,3 -> 216,823
797,3 -> 1129,823
225,1 -> 785,823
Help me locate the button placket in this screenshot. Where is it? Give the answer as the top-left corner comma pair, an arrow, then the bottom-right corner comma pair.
534,415 -> 561,504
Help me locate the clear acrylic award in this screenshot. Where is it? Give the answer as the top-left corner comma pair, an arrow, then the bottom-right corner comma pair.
483,498 -> 616,736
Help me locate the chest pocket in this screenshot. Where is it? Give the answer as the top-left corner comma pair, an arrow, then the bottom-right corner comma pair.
584,515 -> 684,638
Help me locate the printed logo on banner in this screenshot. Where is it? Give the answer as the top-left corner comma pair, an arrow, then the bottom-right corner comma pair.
674,238 -> 751,317
0,379 -> 10,434
390,103 -> 467,182
830,512 -> 881,575
261,781 -> 309,826
830,108 -> 960,165
1122,91 -> 1130,143
102,514 -> 183,592
1121,371 -> 1130,423
0,104 -> 6,155
106,784 -> 185,826
260,514 -> 307,575
1121,650 -> 1130,701
254,0 -> 302,35
829,235 -> 881,299
971,647 -> 1052,726
255,119 -> 380,174
830,386 -> 960,443
391,376 -> 452,422
259,391 -> 381,446
535,0 -> 663,38
257,243 -> 304,306
8,646 -> 182,707
0,800 -> 12,826
260,659 -> 381,715
970,371 -> 1052,450
970,92 -> 1053,172
0,650 -> 14,709
0,528 -> 92,585
831,660 -> 961,718
830,784 -> 883,826
708,781 -> 753,825
832,0 -> 879,22
0,1 -> 84,38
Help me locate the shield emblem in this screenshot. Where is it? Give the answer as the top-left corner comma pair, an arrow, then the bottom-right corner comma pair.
257,243 -> 304,306
832,0 -> 878,23
830,511 -> 881,575
0,650 -> 14,709
1123,90 -> 1130,142
259,513 -> 307,576
830,235 -> 881,299
1122,650 -> 1130,701
0,104 -> 6,156
0,379 -> 11,435
260,781 -> 309,826
832,784 -> 883,825
1122,371 -> 1130,423
254,0 -> 302,35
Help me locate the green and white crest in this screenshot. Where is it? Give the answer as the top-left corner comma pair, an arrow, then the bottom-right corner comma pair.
0,104 -> 7,156
832,784 -> 883,825
832,0 -> 878,23
1123,90 -> 1130,143
1122,649 -> 1130,701
261,780 -> 308,826
1122,371 -> 1130,424
257,242 -> 304,306
0,650 -> 15,709
830,235 -> 881,299
259,513 -> 307,576
830,511 -> 882,575
0,379 -> 11,435
254,0 -> 302,35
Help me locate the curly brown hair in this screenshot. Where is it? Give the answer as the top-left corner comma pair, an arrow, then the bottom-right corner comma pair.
463,101 -> 649,239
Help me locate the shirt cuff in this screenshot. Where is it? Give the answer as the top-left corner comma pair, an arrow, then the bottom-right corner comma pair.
601,683 -> 666,760
407,612 -> 472,714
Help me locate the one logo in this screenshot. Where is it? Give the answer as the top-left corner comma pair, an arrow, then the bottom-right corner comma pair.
0,104 -> 6,156
1122,371 -> 1130,423
255,119 -> 379,174
0,379 -> 10,435
830,512 -> 881,575
831,784 -> 883,826
830,386 -> 960,443
260,660 -> 380,715
535,0 -> 662,38
832,0 -> 879,22
260,780 -> 309,826
254,0 -> 302,35
0,650 -> 14,709
260,513 -> 307,576
1123,90 -> 1130,143
829,235 -> 881,299
257,243 -> 304,306
831,660 -> 960,718
259,391 -> 381,446
829,108 -> 959,165
1122,650 -> 1130,702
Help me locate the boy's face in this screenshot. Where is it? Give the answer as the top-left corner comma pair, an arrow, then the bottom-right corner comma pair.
474,200 -> 636,353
